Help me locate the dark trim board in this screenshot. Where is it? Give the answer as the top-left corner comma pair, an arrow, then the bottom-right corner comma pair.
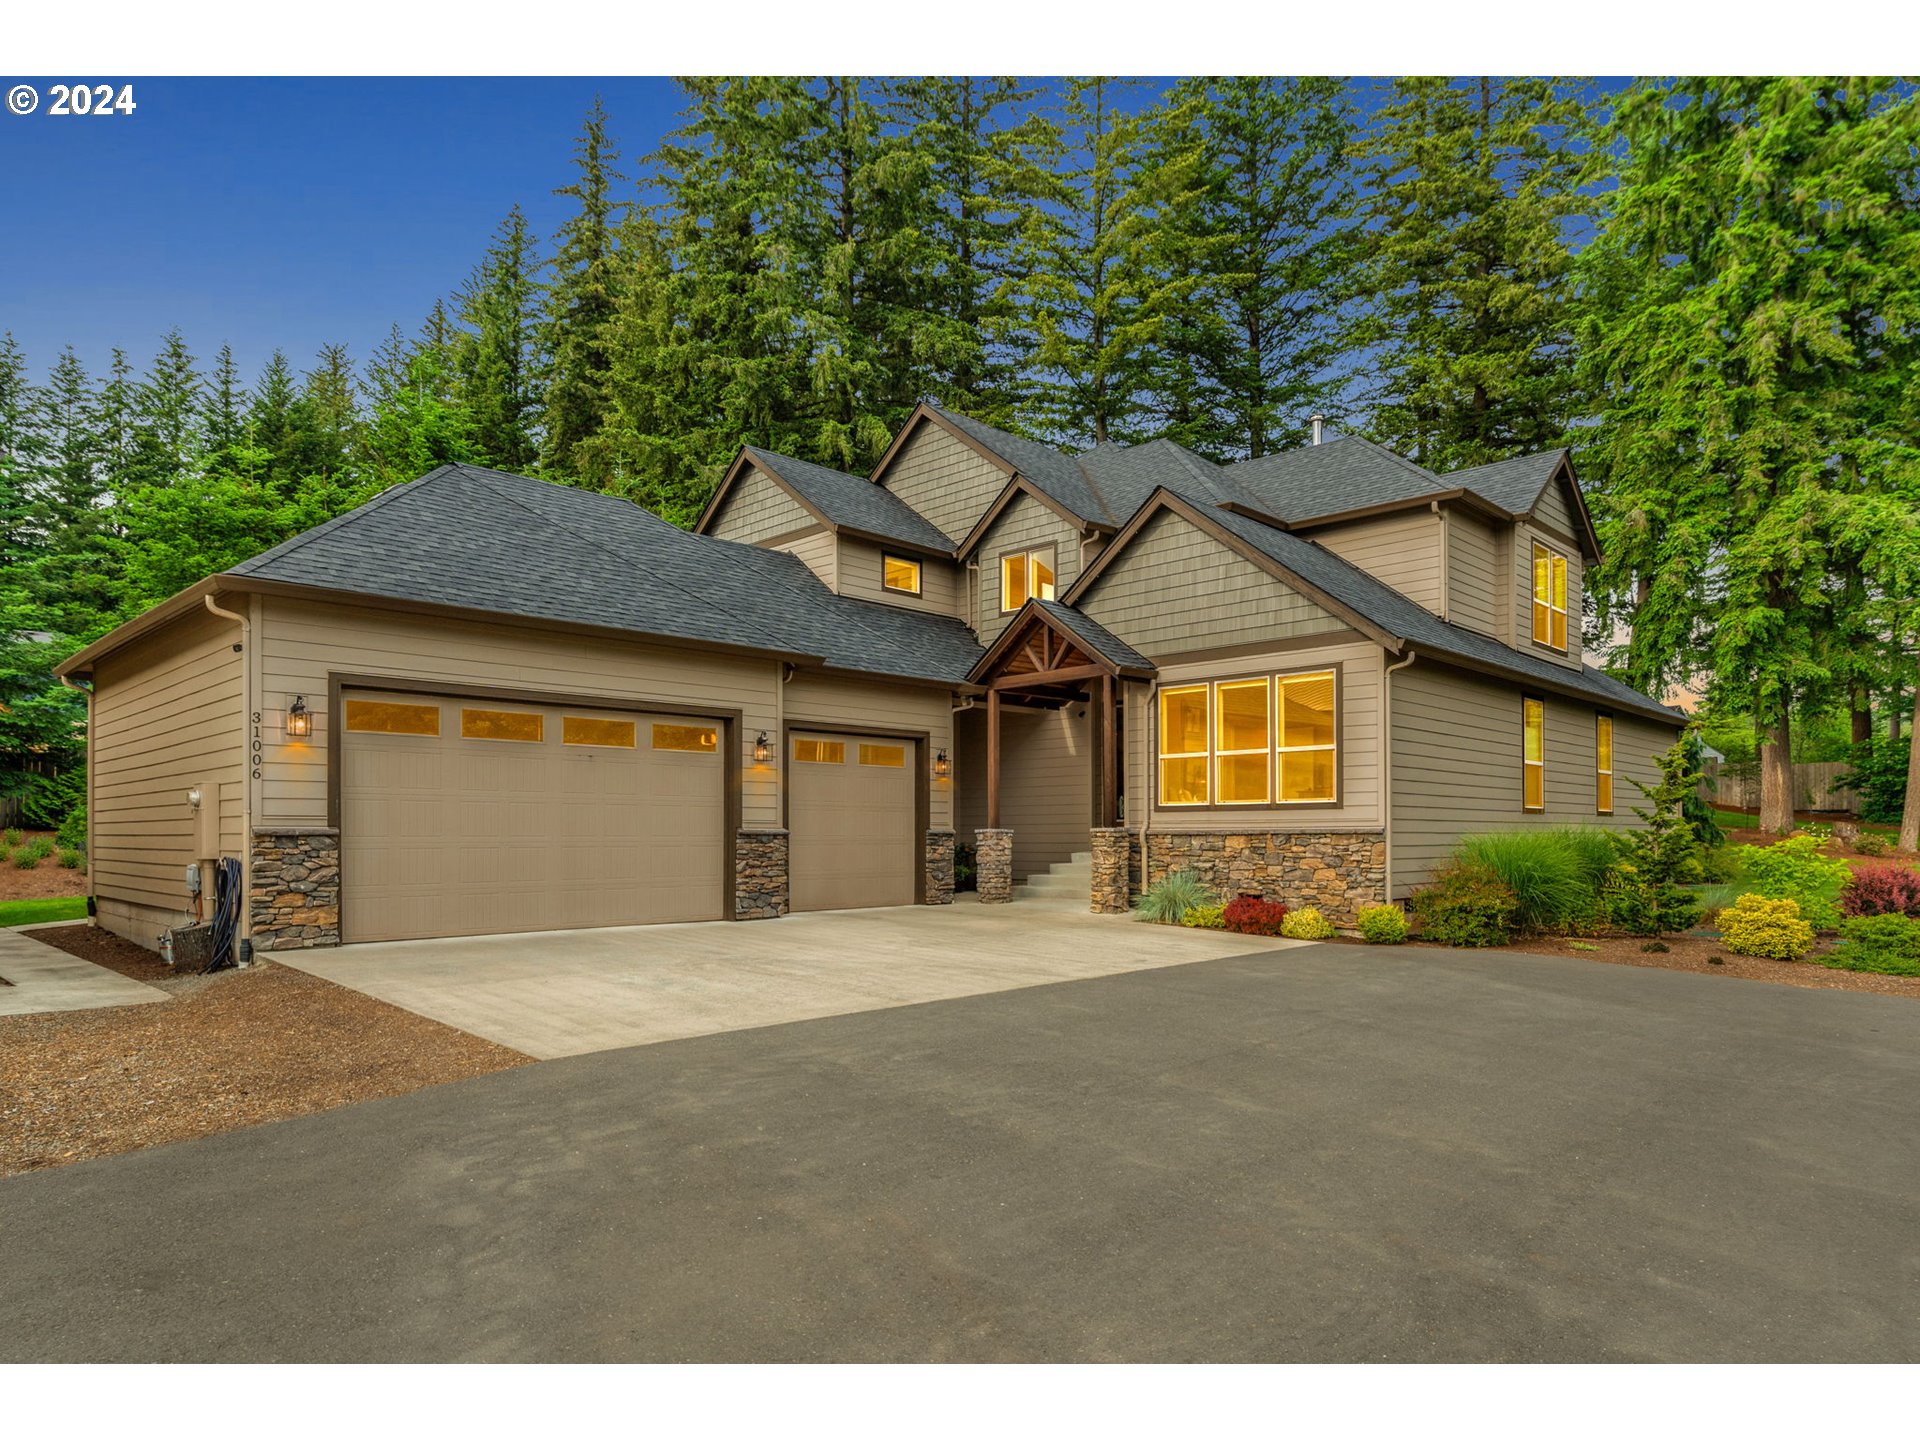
326,672 -> 745,934
1147,659 -> 1348,816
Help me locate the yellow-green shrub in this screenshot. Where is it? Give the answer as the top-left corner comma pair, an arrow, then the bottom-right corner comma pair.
1356,904 -> 1409,944
1719,894 -> 1815,961
1180,903 -> 1226,930
1279,906 -> 1336,940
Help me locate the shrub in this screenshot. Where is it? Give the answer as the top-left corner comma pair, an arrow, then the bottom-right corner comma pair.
56,805 -> 86,854
1719,894 -> 1816,961
1735,836 -> 1852,929
1356,904 -> 1409,945
952,842 -> 976,894
1279,906 -> 1336,940
1840,866 -> 1920,918
1453,829 -> 1610,933
1837,735 -> 1910,825
1221,895 -> 1290,936
1,827 -> 20,848
18,767 -> 85,831
1602,863 -> 1703,937
57,847 -> 84,869
1134,870 -> 1214,925
1817,914 -> 1920,977
1852,832 -> 1891,857
1410,864 -> 1518,947
1180,903 -> 1226,930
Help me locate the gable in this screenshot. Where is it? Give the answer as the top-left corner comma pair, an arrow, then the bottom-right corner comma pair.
705,461 -> 817,545
1074,508 -> 1348,660
973,489 -> 1088,644
1529,466 -> 1579,543
875,418 -> 1007,546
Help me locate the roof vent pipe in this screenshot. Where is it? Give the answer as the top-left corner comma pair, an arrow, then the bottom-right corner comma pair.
1310,414 -> 1325,446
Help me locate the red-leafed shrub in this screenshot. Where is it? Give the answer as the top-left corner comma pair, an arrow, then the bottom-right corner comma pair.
1222,895 -> 1289,936
1840,865 -> 1920,919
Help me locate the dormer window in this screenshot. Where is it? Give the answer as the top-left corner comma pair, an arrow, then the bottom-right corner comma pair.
1001,547 -> 1056,612
1531,542 -> 1568,650
882,554 -> 922,595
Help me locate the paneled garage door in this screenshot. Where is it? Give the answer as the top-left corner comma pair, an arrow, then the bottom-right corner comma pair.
340,690 -> 727,943
787,730 -> 919,912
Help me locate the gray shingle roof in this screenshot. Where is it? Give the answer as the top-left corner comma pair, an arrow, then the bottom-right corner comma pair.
932,407 -> 1114,526
1191,503 -> 1681,723
1031,598 -> 1155,674
1445,449 -> 1570,516
228,464 -> 983,685
744,447 -> 955,554
1224,436 -> 1448,523
1076,439 -> 1254,519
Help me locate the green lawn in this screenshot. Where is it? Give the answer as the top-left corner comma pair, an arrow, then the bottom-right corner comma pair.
0,895 -> 88,928
1711,807 -> 1897,836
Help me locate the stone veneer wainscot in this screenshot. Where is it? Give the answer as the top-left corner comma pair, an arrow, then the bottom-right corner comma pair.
1143,830 -> 1386,927
735,829 -> 789,919
925,828 -> 956,905
248,827 -> 341,951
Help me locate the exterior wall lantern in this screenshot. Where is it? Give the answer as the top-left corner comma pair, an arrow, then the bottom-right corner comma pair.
753,731 -> 771,764
286,695 -> 312,738
933,749 -> 950,779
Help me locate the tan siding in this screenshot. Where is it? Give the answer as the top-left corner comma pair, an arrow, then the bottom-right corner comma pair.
255,597 -> 786,830
997,704 -> 1093,880
1077,509 -> 1347,657
707,462 -> 816,544
1533,472 -> 1578,539
1146,641 -> 1385,831
1513,521 -> 1584,669
974,492 -> 1087,644
772,527 -> 837,589
1388,660 -> 1681,897
90,607 -> 245,948
781,671 -> 955,830
835,537 -> 963,617
877,420 -> 1006,545
1445,508 -> 1500,637
1313,510 -> 1444,614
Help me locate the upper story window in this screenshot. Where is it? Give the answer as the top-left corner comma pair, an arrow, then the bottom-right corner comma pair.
882,554 -> 922,595
1001,547 -> 1056,612
1531,542 -> 1568,650
1522,697 -> 1546,811
1596,714 -> 1614,814
1158,669 -> 1338,808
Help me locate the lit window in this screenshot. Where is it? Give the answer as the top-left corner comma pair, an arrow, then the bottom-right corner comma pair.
652,723 -> 718,753
1157,686 -> 1211,805
1277,671 -> 1337,803
858,743 -> 906,768
1523,697 -> 1546,810
1532,543 -> 1568,650
1000,548 -> 1057,612
462,708 -> 544,742
793,738 -> 845,764
1214,679 -> 1271,804
1596,714 -> 1614,814
564,716 -> 636,748
882,555 -> 922,595
344,700 -> 439,736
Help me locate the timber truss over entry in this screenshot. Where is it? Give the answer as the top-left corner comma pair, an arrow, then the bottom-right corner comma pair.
965,598 -> 1157,831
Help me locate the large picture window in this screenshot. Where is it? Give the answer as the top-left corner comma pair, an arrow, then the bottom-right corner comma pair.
1523,697 -> 1546,811
1532,542 -> 1568,650
1156,669 -> 1338,808
1000,548 -> 1057,611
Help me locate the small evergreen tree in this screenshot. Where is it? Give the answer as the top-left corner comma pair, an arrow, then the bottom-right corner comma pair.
1612,732 -> 1709,936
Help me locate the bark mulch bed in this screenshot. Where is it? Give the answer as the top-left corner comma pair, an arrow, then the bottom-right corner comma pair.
0,830 -> 88,901
0,925 -> 532,1179
1367,930 -> 1920,1002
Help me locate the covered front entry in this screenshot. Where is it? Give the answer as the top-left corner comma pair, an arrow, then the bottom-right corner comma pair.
787,729 -> 920,912
340,689 -> 728,943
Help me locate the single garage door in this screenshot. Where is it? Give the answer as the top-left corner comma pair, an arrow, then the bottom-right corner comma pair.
787,731 -> 918,912
341,691 -> 726,943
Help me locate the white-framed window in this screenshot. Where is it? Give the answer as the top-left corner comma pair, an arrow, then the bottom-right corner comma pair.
1155,669 -> 1339,808
1000,547 -> 1057,611
1532,542 -> 1568,650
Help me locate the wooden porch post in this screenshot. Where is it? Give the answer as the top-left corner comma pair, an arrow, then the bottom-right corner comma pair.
1098,671 -> 1119,827
986,688 -> 1002,830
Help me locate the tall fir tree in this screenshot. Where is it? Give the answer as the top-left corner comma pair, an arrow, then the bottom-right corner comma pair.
541,98 -> 627,487
0,333 -> 43,574
1352,76 -> 1593,471
128,329 -> 204,489
455,205 -> 545,470
1578,77 -> 1920,834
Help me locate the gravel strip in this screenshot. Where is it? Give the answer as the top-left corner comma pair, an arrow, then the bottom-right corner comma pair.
0,926 -> 532,1179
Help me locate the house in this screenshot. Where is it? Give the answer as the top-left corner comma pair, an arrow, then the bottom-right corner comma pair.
57,403 -> 1684,954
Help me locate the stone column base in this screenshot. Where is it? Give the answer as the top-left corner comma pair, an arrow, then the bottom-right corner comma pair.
1091,827 -> 1133,913
975,828 -> 1014,904
249,827 -> 341,951
925,828 -> 956,905
736,829 -> 789,919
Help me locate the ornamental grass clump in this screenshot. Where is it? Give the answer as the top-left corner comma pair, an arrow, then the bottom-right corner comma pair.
1839,865 -> 1920,919
1133,870 -> 1214,925
1718,894 -> 1815,961
1356,904 -> 1409,944
1,828 -> 21,848
1279,906 -> 1336,940
1453,829 -> 1607,933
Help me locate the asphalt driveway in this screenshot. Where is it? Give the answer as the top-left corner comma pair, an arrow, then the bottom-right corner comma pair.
276,894 -> 1273,1056
3,943 -> 1917,1362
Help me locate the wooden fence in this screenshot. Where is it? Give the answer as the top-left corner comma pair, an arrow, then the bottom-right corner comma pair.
1699,759 -> 1859,815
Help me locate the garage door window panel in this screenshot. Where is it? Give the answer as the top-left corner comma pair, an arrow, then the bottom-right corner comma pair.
345,700 -> 440,736
859,743 -> 906,767
564,716 -> 637,748
652,723 -> 718,753
794,738 -> 846,764
462,708 -> 544,742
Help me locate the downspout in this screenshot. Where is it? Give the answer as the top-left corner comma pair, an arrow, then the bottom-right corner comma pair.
204,594 -> 253,955
1137,682 -> 1156,884
1382,648 -> 1418,904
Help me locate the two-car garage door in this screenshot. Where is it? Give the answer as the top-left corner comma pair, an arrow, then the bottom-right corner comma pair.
340,691 -> 727,943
